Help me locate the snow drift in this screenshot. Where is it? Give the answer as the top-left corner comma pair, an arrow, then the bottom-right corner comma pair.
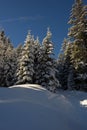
0,84 -> 87,130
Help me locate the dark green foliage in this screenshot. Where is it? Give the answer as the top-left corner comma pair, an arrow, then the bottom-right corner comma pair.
37,28 -> 60,92
68,0 -> 87,90
0,30 -> 16,87
57,0 -> 87,91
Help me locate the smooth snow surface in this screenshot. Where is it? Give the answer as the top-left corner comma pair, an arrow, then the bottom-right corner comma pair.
0,84 -> 87,130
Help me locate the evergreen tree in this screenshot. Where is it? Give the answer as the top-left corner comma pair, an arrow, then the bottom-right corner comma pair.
33,36 -> 41,83
16,31 -> 34,84
68,0 -> 87,90
0,30 -> 16,87
4,44 -> 17,86
13,44 -> 23,84
39,28 -> 60,92
57,38 -> 73,89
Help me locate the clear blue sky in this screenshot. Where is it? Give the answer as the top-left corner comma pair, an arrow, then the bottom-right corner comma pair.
0,0 -> 87,58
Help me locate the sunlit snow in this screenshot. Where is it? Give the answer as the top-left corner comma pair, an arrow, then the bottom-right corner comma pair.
80,100 -> 87,107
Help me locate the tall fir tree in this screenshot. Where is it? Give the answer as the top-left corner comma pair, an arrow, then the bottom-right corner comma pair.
38,28 -> 60,92
57,38 -> 73,89
0,30 -> 16,87
12,44 -> 23,84
68,0 -> 87,89
33,36 -> 41,83
16,31 -> 34,84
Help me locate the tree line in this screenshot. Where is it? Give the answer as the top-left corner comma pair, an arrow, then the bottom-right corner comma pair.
0,0 -> 87,92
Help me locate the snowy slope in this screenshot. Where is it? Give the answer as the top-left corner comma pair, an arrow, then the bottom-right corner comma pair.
0,84 -> 87,130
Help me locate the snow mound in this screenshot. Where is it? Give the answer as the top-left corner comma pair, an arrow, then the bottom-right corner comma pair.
80,100 -> 87,107
0,84 -> 87,130
10,84 -> 46,91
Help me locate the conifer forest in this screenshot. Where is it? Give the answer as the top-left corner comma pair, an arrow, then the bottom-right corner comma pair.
0,0 -> 87,92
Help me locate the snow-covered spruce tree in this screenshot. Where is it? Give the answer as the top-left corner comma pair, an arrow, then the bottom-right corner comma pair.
4,44 -> 17,86
33,39 -> 44,85
38,28 -> 60,92
11,44 -> 23,85
57,38 -> 73,90
57,39 -> 67,90
33,36 -> 41,83
0,30 -> 16,87
16,31 -> 34,84
68,0 -> 87,90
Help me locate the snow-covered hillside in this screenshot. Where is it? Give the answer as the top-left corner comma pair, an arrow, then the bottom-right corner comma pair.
0,84 -> 87,130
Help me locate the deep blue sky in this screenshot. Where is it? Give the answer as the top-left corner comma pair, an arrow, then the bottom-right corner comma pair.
0,0 -> 87,58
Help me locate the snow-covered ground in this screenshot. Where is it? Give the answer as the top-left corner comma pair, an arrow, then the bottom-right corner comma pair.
0,84 -> 87,130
